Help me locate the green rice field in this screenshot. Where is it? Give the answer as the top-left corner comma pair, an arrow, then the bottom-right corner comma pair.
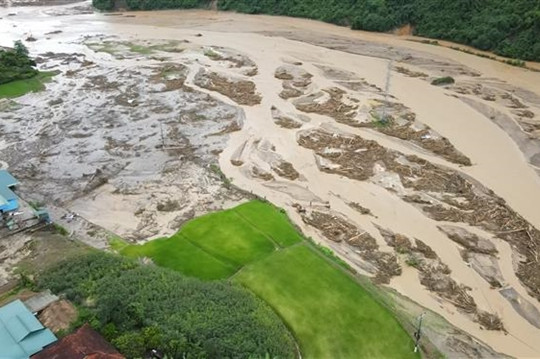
114,200 -> 418,358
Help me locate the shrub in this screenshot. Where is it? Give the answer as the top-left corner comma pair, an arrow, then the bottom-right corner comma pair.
405,254 -> 422,269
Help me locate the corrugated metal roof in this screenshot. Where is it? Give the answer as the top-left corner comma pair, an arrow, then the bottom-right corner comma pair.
24,290 -> 59,313
30,323 -> 125,359
0,170 -> 19,211
0,186 -> 16,202
0,300 -> 57,359
0,170 -> 18,188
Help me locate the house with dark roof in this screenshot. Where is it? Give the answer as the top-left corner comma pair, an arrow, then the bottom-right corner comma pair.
31,323 -> 125,359
0,299 -> 57,359
0,170 -> 19,213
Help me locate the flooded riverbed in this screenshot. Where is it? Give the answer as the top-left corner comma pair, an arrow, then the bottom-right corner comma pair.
2,2 -> 540,357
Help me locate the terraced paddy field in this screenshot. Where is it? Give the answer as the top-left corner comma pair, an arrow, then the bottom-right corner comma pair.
114,200 -> 418,358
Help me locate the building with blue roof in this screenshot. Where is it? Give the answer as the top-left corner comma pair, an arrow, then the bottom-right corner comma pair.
0,299 -> 57,359
0,170 -> 19,213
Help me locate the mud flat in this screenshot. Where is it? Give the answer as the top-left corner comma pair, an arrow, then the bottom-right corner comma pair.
2,4 -> 540,358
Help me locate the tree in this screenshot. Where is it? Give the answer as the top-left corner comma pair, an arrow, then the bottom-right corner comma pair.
38,252 -> 297,359
14,41 -> 29,57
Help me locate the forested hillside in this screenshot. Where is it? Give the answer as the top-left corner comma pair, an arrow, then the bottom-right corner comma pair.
218,0 -> 540,61
93,0 -> 540,61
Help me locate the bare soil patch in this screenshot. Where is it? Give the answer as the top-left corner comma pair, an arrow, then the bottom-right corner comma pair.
38,299 -> 77,333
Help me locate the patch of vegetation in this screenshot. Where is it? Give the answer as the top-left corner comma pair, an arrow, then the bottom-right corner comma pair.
203,48 -> 221,59
92,0 -> 114,10
236,244 -> 417,359
217,0 -> 540,62
504,58 -> 526,68
117,201 -> 304,279
233,200 -> 304,247
126,43 -> 153,55
0,41 -> 37,85
209,163 -> 232,187
431,76 -> 455,86
0,71 -> 56,99
86,41 -> 119,55
116,200 -> 418,358
307,238 -> 353,272
182,208 -> 276,265
371,113 -> 392,128
0,41 -> 56,99
52,223 -> 69,236
120,234 -> 238,280
37,252 -> 296,359
108,236 -> 129,252
28,200 -> 45,210
405,254 -> 423,269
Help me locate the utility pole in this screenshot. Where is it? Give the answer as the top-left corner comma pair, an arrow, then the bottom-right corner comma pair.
381,58 -> 393,124
413,312 -> 425,353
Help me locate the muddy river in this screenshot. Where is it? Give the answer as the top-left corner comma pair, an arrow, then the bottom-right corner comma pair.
2,2 -> 540,357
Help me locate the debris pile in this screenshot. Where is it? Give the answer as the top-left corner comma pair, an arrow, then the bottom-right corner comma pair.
271,161 -> 299,180
270,106 -> 303,129
204,46 -> 258,76
150,63 -> 187,92
274,65 -> 313,99
394,66 -> 428,78
302,210 -> 401,284
379,227 -> 505,328
347,202 -> 373,216
294,88 -> 358,123
251,166 -> 274,181
299,128 -> 540,301
194,69 -> 261,105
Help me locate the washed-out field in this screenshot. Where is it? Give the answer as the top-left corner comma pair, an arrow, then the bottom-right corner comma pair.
1,2 -> 540,358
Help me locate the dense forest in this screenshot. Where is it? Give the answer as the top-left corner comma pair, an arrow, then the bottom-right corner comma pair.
38,252 -> 296,359
92,0 -> 540,62
0,41 -> 38,84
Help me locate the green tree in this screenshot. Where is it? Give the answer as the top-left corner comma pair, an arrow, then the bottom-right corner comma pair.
38,252 -> 296,359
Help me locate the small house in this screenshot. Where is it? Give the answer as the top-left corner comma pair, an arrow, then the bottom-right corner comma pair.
0,170 -> 19,213
0,299 -> 57,359
31,323 -> 125,359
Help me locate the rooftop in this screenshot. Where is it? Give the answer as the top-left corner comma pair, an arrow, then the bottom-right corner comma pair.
0,170 -> 19,211
30,323 -> 125,359
0,300 -> 57,359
